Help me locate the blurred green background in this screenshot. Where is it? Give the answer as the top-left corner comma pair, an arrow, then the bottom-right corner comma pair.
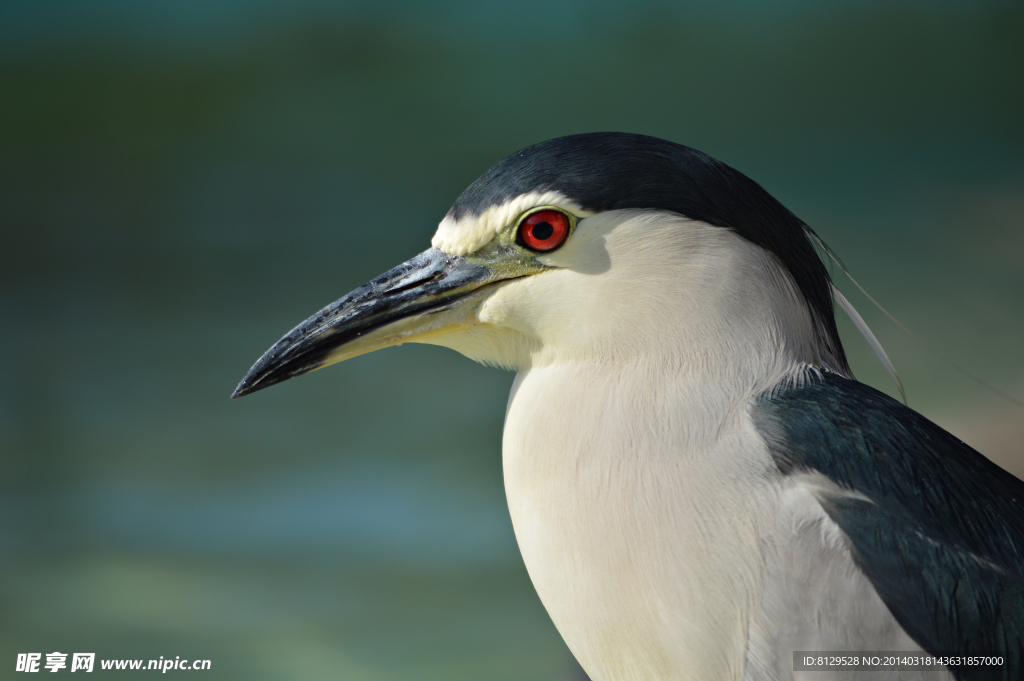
2,1 -> 1022,678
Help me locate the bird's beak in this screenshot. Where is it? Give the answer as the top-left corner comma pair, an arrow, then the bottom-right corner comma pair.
232,248 -> 497,398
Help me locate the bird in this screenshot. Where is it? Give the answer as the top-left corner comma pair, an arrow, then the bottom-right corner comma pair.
233,132 -> 1024,681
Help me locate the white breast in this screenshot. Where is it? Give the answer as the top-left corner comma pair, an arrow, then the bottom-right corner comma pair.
503,362 -> 775,681
502,364 -> 943,681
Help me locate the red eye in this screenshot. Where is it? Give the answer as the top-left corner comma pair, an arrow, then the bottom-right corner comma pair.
517,210 -> 570,252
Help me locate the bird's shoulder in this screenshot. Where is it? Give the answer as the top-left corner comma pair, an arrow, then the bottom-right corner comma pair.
752,369 -> 1024,678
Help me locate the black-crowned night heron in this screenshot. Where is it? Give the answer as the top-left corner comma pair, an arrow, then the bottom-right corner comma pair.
234,133 -> 1023,681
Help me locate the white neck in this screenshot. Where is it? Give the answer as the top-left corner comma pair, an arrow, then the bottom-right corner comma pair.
430,211 -> 846,681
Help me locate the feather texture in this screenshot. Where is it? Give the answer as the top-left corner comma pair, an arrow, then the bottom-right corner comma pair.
830,284 -> 906,403
755,371 -> 1024,681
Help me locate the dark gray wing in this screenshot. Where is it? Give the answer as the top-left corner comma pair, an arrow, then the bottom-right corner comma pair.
754,371 -> 1024,681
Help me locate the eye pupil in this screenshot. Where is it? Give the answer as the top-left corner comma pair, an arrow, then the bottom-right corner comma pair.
532,222 -> 554,241
517,209 -> 571,253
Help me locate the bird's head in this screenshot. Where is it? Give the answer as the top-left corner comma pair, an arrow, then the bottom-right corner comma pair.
233,133 -> 849,398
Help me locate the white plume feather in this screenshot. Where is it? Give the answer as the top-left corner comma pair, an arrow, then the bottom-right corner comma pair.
830,283 -> 906,403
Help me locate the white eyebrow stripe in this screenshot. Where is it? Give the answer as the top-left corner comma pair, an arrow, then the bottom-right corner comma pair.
431,190 -> 594,255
